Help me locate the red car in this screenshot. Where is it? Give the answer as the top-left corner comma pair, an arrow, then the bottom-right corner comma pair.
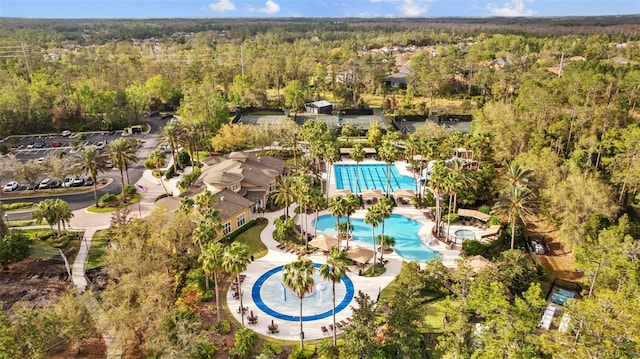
52,141 -> 62,147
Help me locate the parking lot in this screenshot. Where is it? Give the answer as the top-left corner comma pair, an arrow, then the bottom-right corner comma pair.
4,131 -> 124,163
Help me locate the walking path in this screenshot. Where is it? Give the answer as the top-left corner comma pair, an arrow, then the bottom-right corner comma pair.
64,170 -> 182,359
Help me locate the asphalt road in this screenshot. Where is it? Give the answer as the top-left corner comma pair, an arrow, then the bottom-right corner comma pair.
2,117 -> 168,222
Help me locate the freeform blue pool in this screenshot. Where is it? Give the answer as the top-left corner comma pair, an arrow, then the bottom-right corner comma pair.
334,164 -> 416,193
251,263 -> 355,322
313,214 -> 442,262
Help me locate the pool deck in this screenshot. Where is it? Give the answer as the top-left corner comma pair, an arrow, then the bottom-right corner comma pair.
229,203 -> 461,342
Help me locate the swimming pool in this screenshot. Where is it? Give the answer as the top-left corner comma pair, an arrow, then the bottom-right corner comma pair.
313,214 -> 441,262
334,164 -> 416,193
251,263 -> 355,322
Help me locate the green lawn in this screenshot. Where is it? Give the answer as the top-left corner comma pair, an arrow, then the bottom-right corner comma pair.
30,241 -> 61,259
86,235 -> 108,270
87,194 -> 141,213
233,222 -> 268,259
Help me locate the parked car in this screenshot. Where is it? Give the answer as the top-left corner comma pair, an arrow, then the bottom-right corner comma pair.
26,143 -> 35,149
38,178 -> 52,189
62,176 -> 74,188
61,130 -> 71,137
72,176 -> 84,187
96,141 -> 106,150
37,157 -> 44,164
52,141 -> 62,147
84,176 -> 94,186
34,142 -> 46,148
3,181 -> 18,192
106,161 -> 114,168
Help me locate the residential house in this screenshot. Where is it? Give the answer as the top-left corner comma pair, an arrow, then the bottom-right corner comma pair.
384,66 -> 410,88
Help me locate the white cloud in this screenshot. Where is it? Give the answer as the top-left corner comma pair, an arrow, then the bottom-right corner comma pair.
209,0 -> 235,12
398,0 -> 429,17
487,0 -> 534,16
259,0 -> 281,14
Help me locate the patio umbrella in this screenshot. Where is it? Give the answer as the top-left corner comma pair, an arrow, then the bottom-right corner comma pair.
332,189 -> 351,198
346,246 -> 375,264
362,189 -> 383,199
394,189 -> 416,198
309,234 -> 339,251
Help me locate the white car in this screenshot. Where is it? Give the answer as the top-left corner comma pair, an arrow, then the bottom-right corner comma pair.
62,177 -> 74,188
3,181 -> 19,192
61,130 -> 71,137
38,178 -> 52,189
37,157 -> 44,164
96,141 -> 106,150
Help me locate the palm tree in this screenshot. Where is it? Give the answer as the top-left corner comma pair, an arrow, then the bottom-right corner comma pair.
364,205 -> 383,266
503,162 -> 534,188
309,189 -> 326,238
273,175 -> 296,219
376,234 -> 396,263
327,196 -> 346,247
343,193 -> 360,250
182,121 -> 205,166
199,241 -> 225,322
195,189 -> 217,215
377,196 -> 393,242
282,257 -> 316,350
72,147 -> 109,206
324,141 -> 340,200
293,177 -> 312,248
32,198 -> 73,237
350,143 -> 366,194
222,242 -> 251,327
492,184 -> 536,250
405,136 -> 426,195
193,220 -> 218,250
296,155 -> 320,187
148,149 -> 169,195
378,141 -> 400,197
160,121 -> 185,173
447,157 -> 474,212
107,138 -> 139,202
427,161 -> 449,232
319,249 -> 350,346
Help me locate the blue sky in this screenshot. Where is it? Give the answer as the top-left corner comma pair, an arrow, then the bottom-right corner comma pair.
1,0 -> 638,18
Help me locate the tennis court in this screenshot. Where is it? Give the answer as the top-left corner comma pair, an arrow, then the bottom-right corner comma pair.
236,114 -> 288,125
297,114 -> 388,129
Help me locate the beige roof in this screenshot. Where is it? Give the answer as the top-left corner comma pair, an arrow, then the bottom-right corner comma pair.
309,234 -> 339,251
199,152 -> 285,193
213,189 -> 253,219
332,189 -> 352,198
203,171 -> 244,187
347,246 -> 375,264
362,189 -> 383,199
155,197 -> 181,212
468,255 -> 491,273
458,208 -> 491,222
394,189 -> 415,198
480,225 -> 502,238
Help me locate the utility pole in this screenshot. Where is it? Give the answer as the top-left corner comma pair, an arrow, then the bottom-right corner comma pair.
558,52 -> 565,79
240,45 -> 245,76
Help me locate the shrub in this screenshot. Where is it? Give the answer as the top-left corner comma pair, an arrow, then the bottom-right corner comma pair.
441,213 -> 459,223
288,344 -> 316,359
229,328 -> 258,359
178,150 -> 191,167
221,220 -> 256,243
165,165 -> 176,179
462,240 -> 489,257
76,133 -> 86,140
123,184 -> 137,197
0,230 -> 30,264
258,342 -> 283,359
144,158 -> 155,170
2,202 -> 34,211
178,167 -> 201,190
155,193 -> 170,202
478,205 -> 491,214
98,193 -> 119,207
316,339 -> 339,359
0,145 -> 8,155
192,341 -> 217,359
488,216 -> 502,226
216,320 -> 231,335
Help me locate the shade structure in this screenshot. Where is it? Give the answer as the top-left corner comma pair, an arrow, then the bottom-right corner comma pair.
468,255 -> 490,273
155,196 -> 181,212
309,234 -> 339,251
332,189 -> 352,198
457,208 -> 491,222
362,189 -> 383,199
346,246 -> 375,264
480,225 -> 502,238
394,189 -> 416,198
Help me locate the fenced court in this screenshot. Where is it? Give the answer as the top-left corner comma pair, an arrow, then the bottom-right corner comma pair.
236,114 -> 288,125
298,114 -> 388,129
